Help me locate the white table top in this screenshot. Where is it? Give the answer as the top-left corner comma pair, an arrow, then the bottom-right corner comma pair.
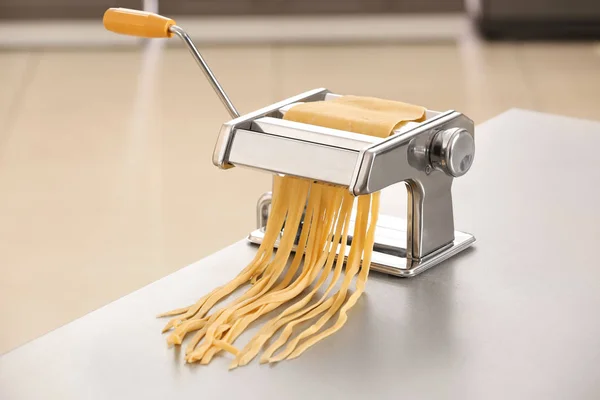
2,109 -> 600,400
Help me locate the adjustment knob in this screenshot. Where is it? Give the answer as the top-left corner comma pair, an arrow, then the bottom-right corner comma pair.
429,128 -> 475,177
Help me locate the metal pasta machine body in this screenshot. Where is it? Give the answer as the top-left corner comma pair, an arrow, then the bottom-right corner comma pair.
213,89 -> 476,277
103,8 -> 476,277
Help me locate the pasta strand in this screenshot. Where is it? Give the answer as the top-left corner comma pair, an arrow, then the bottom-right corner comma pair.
158,95 -> 426,368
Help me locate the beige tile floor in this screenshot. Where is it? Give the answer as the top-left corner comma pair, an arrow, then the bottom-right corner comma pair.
1,41 -> 599,355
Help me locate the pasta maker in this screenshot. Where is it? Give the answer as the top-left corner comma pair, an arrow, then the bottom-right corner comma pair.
220,91 -> 476,277
104,8 -> 476,277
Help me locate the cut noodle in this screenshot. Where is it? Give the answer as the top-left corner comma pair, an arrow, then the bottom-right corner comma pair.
159,95 -> 426,368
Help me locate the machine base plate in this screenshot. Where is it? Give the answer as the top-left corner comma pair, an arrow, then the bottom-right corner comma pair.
248,214 -> 475,277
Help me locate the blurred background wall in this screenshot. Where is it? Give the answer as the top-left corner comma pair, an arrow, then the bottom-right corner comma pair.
0,0 -> 464,18
0,0 -> 467,47
1,0 -> 599,40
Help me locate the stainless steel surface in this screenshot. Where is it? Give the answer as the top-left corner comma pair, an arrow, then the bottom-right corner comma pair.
348,110 -> 474,261
223,91 -> 475,264
350,111 -> 474,195
256,191 -> 272,229
227,128 -> 360,186
405,171 -> 456,259
212,88 -> 329,169
2,109 -> 600,399
168,25 -> 239,119
228,116 -> 382,186
430,127 -> 475,177
248,214 -> 475,277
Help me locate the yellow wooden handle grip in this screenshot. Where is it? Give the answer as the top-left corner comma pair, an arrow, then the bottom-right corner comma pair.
103,8 -> 176,38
